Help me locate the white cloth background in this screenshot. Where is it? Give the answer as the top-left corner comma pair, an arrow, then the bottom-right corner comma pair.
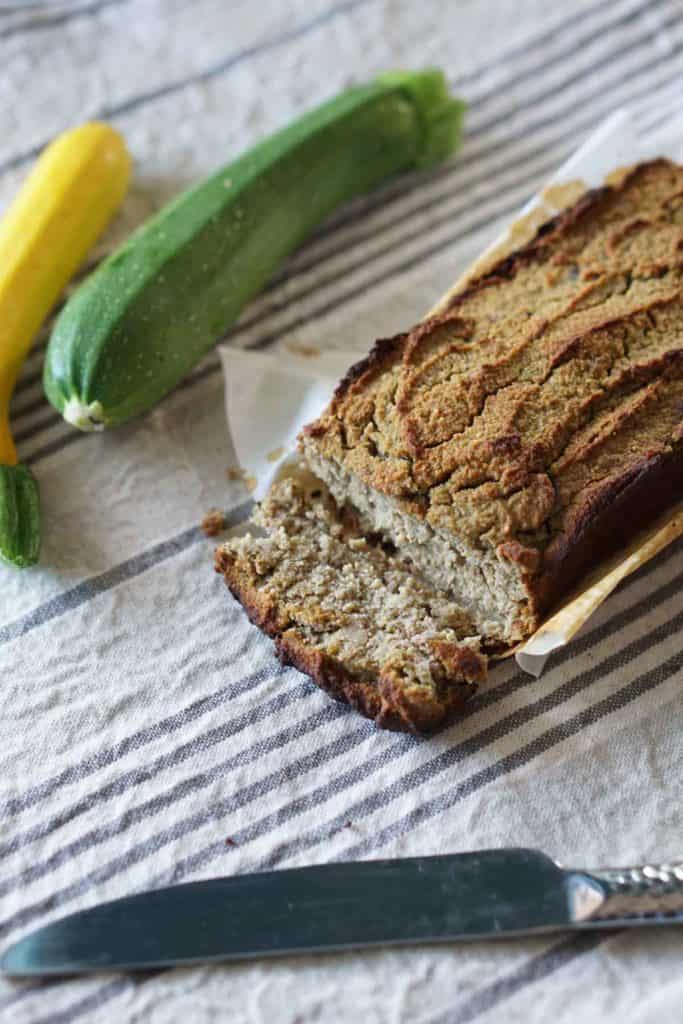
1,1 -> 682,1021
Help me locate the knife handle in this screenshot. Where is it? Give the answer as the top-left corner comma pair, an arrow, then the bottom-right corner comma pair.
584,861 -> 683,921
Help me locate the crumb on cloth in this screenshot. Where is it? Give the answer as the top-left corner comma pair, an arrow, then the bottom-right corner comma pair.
201,508 -> 227,537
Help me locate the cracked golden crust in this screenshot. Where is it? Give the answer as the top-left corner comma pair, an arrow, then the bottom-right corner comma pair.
303,158 -> 683,624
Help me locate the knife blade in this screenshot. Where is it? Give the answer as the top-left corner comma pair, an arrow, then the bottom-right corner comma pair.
3,848 -> 682,976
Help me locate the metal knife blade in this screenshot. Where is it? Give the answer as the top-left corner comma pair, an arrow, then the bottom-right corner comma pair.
3,848 -> 682,976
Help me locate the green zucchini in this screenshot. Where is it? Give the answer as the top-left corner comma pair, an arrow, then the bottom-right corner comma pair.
44,69 -> 465,430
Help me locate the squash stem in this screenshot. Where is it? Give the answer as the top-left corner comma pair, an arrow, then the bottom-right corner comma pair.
62,397 -> 106,432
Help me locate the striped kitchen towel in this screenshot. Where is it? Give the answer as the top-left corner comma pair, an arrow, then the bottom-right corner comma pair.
1,1 -> 682,1022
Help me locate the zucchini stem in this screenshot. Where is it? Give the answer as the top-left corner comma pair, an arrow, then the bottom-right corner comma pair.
62,397 -> 106,432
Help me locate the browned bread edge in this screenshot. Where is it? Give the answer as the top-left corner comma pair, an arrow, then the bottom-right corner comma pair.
214,545 -> 486,735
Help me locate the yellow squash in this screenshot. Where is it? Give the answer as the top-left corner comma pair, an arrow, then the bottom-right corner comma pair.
0,122 -> 131,566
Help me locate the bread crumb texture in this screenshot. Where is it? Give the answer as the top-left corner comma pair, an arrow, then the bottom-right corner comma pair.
216,476 -> 486,734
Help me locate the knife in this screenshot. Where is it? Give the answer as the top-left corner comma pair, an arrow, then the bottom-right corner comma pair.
3,848 -> 683,976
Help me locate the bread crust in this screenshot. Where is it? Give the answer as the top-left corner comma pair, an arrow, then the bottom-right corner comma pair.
303,158 -> 683,632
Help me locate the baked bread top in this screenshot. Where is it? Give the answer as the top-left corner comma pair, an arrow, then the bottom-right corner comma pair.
303,159 -> 683,616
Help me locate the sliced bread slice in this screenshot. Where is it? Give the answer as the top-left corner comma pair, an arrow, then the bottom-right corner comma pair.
215,471 -> 487,734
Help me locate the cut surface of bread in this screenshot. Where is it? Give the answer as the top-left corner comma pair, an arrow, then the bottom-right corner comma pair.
215,473 -> 487,734
302,159 -> 683,645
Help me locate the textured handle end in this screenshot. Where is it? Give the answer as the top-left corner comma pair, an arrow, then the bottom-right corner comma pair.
577,862 -> 683,923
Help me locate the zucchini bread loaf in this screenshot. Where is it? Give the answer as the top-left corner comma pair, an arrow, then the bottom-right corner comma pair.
217,158 -> 683,733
